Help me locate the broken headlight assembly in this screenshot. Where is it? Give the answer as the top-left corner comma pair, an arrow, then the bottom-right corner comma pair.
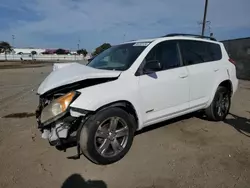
41,91 -> 80,125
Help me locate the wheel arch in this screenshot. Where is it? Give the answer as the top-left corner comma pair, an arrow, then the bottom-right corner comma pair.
95,100 -> 140,130
207,79 -> 233,108
218,80 -> 233,96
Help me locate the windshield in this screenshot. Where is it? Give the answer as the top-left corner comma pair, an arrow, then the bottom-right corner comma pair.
87,43 -> 147,71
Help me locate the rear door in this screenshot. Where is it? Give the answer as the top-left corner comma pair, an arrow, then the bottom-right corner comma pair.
179,40 -> 222,109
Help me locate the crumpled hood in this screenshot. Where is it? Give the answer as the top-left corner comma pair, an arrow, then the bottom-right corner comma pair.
37,63 -> 121,95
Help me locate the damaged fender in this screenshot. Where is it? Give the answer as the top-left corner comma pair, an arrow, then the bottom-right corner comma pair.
69,75 -> 144,129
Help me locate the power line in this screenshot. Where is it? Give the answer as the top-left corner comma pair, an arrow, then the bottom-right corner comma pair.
198,20 -> 212,35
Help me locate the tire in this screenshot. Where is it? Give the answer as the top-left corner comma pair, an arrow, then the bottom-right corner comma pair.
79,107 -> 136,165
205,86 -> 231,121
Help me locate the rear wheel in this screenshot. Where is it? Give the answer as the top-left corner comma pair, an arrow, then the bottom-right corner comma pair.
79,107 -> 136,165
205,86 -> 231,121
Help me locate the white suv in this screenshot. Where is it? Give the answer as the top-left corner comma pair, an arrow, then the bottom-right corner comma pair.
36,34 -> 238,165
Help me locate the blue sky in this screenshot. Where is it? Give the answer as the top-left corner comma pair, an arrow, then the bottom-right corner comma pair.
0,0 -> 249,51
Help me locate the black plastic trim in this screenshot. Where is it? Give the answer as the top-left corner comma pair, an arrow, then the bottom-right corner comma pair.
70,107 -> 92,115
165,33 -> 217,41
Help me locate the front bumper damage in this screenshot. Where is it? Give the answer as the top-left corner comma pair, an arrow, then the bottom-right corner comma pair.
39,115 -> 80,147
35,97 -> 87,151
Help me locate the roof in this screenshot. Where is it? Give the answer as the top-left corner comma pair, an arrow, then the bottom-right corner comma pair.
123,35 -> 220,45
124,38 -> 157,43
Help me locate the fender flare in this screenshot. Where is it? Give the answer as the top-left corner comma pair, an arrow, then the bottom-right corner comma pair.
93,100 -> 142,131
206,79 -> 233,108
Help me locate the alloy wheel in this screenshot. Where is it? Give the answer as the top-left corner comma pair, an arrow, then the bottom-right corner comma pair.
94,117 -> 129,157
215,92 -> 230,117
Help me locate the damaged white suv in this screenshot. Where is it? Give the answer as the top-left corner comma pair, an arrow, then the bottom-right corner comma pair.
36,34 -> 238,165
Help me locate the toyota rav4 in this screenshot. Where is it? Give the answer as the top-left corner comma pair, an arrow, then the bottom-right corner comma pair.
36,34 -> 238,165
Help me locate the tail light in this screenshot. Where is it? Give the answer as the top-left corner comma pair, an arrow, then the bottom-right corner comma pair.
229,58 -> 236,65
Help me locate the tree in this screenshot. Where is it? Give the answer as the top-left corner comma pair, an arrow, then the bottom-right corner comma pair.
55,48 -> 68,55
31,51 -> 37,60
92,43 -> 111,56
31,51 -> 37,55
77,49 -> 88,56
0,41 -> 12,61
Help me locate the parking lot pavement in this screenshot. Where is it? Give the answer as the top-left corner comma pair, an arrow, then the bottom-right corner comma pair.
0,65 -> 250,188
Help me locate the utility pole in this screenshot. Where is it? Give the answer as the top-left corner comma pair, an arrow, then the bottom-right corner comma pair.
77,37 -> 80,50
12,35 -> 15,48
123,34 -> 126,42
201,0 -> 208,36
12,35 -> 15,60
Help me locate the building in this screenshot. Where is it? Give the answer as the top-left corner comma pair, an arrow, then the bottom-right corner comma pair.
221,37 -> 250,61
221,37 -> 250,80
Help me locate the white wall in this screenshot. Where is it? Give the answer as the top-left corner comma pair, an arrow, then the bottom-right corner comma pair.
13,48 -> 46,54
0,54 -> 85,61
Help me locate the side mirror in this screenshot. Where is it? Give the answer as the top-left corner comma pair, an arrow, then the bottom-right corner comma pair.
143,60 -> 162,74
88,57 -> 94,63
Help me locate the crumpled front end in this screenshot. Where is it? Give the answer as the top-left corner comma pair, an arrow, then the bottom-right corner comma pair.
35,92 -> 87,148
35,63 -> 120,151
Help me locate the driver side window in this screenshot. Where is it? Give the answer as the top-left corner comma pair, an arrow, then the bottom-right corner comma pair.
143,44 -> 162,71
143,40 -> 180,73
103,56 -> 110,61
145,44 -> 160,63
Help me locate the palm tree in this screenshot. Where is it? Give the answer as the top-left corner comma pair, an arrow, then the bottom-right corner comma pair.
0,41 -> 12,61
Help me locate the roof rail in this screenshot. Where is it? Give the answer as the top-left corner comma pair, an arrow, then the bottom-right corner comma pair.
164,33 -> 217,41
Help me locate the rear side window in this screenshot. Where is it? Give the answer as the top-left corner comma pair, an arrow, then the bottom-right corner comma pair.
179,40 -> 222,65
209,43 -> 222,61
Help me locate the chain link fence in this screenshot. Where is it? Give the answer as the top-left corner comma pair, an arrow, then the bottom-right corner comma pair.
0,54 -> 85,62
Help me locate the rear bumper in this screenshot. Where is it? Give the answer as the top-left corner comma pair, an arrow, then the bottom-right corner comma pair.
231,77 -> 239,97
229,65 -> 239,97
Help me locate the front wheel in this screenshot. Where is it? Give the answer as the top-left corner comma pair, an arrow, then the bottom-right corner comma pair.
79,107 -> 136,165
205,86 -> 231,121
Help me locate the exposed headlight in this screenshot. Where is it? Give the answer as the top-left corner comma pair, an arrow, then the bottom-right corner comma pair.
41,91 -> 78,124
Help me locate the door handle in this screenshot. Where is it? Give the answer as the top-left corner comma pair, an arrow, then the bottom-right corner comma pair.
179,74 -> 188,78
214,68 -> 219,72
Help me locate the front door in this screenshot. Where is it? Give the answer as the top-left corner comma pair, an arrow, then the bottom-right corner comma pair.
137,40 -> 190,125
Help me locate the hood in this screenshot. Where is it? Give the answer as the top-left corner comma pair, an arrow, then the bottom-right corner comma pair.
37,63 -> 121,95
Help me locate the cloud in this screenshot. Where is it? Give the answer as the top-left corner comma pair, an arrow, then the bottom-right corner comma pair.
0,0 -> 249,50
